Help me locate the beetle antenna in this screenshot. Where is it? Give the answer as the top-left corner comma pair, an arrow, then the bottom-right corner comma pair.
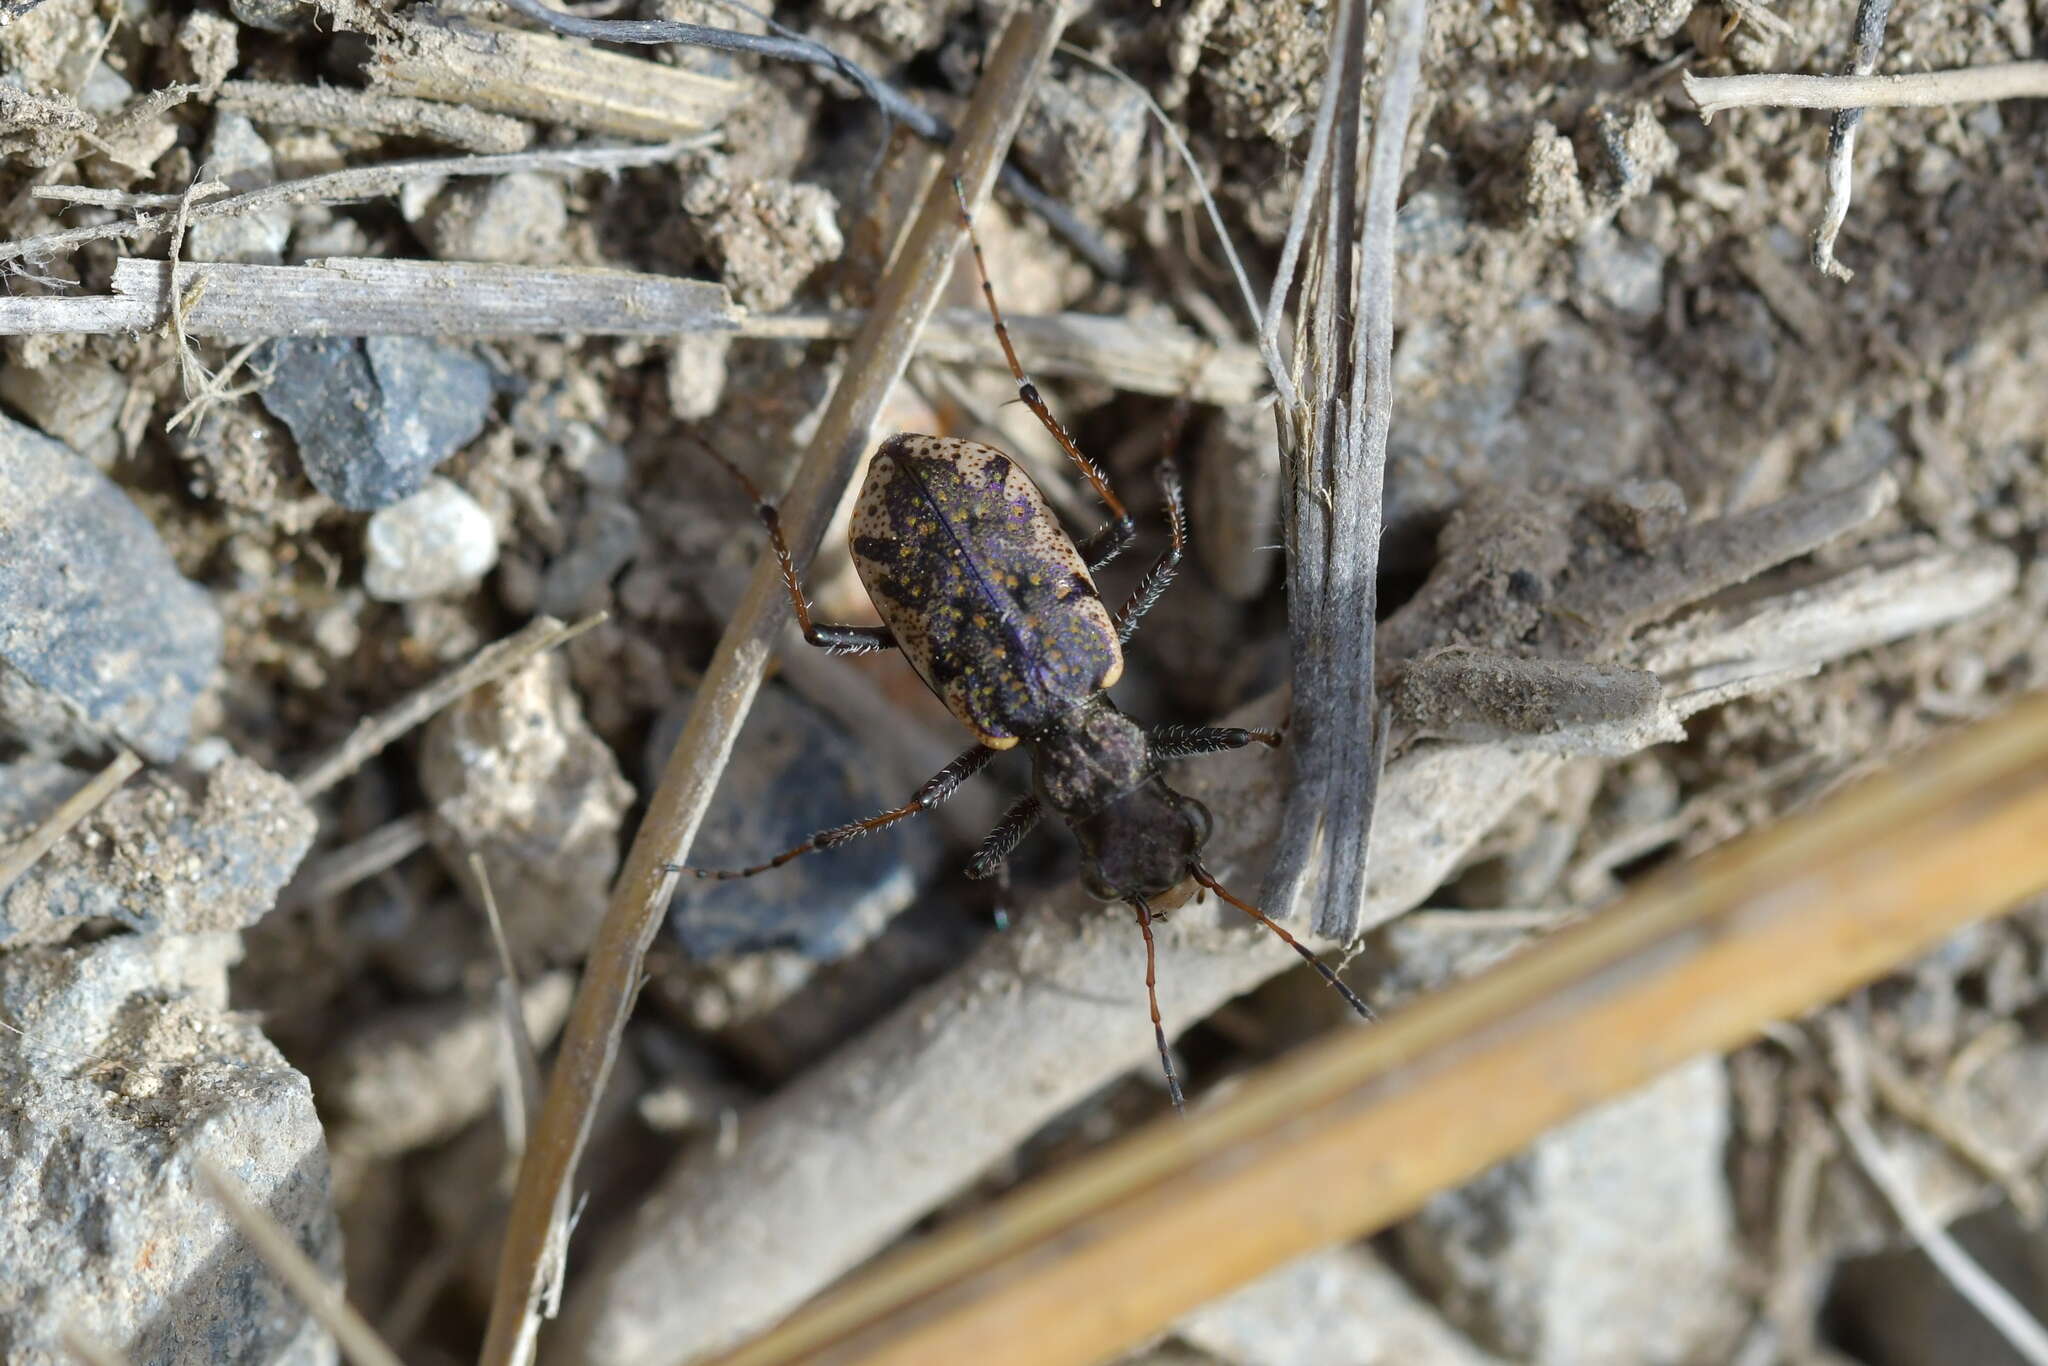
1130,895 -> 1185,1115
1189,865 -> 1377,1022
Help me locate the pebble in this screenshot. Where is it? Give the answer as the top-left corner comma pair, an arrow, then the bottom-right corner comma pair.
418,171 -> 569,264
258,335 -> 495,510
1013,69 -> 1149,213
0,932 -> 339,1364
0,414 -> 222,762
362,476 -> 500,602
0,752 -> 315,947
1574,226 -> 1665,320
651,683 -> 916,961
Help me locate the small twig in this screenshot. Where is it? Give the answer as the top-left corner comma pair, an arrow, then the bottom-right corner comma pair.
471,850 -> 545,1153
295,613 -> 603,799
1831,1098 -> 2048,1365
279,813 -> 432,911
479,12 -> 1070,1363
0,748 -> 141,893
0,138 -> 713,265
33,181 -> 228,209
1811,0 -> 1894,282
194,1159 -> 409,1366
1682,62 -> 2048,118
488,0 -> 1124,279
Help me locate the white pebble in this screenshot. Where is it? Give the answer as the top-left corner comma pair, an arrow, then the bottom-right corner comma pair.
362,477 -> 499,602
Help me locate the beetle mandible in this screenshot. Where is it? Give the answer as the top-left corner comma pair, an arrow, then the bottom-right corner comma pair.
672,178 -> 1371,1112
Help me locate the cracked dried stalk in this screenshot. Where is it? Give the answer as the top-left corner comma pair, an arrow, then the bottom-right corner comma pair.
475,10 -> 1073,1364
1262,0 -> 1429,941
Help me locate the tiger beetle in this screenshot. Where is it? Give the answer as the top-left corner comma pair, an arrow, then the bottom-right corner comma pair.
671,177 -> 1372,1114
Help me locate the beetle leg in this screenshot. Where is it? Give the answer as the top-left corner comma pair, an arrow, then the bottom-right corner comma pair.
1147,723 -> 1282,761
690,437 -> 896,656
952,176 -> 1134,562
1114,458 -> 1189,643
667,744 -> 996,881
964,793 -> 1042,881
1131,895 -> 1185,1115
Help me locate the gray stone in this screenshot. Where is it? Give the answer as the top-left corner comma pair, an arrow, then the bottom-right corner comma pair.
0,932 -> 339,1366
257,336 -> 495,510
0,415 -> 222,762
652,683 -> 916,961
1397,1058 -> 1744,1366
0,753 -> 316,947
362,477 -> 499,602
539,495 -> 642,616
420,654 -> 632,964
0,352 -> 127,467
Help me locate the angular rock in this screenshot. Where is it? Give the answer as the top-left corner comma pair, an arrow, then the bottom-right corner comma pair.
185,111 -> 288,264
0,932 -> 339,1366
0,753 -> 317,947
257,335 -> 495,510
654,683 -> 916,961
0,414 -> 222,762
420,653 -> 632,963
1397,1058 -> 1744,1366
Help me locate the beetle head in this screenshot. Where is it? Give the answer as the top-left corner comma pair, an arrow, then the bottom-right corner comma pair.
1072,777 -> 1213,903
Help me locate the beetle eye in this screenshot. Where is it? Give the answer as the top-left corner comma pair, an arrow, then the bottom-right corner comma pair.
1181,795 -> 1214,851
1081,866 -> 1119,901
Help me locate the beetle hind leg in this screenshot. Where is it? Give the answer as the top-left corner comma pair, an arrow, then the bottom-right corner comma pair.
665,744 -> 995,881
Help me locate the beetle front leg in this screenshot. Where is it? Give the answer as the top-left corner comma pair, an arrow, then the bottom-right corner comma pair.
965,793 -> 1042,881
1148,724 -> 1282,761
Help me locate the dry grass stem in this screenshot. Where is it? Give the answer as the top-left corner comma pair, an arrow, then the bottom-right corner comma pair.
0,747 -> 141,893
370,14 -> 748,141
194,1159 -> 408,1366
1683,62 -> 2048,118
557,540 -> 2010,1366
1810,0 -> 1895,281
279,813 -> 432,912
747,307 -> 1267,402
0,139 -> 712,266
217,79 -> 534,154
1262,0 -> 1429,940
475,11 -> 1074,1363
0,257 -> 740,337
713,690 -> 2048,1366
295,613 -> 604,799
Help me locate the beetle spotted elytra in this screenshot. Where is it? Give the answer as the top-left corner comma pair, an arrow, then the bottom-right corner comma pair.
670,177 -> 1371,1113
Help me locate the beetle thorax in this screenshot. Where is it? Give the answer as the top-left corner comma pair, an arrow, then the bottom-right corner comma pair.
1028,698 -> 1150,819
